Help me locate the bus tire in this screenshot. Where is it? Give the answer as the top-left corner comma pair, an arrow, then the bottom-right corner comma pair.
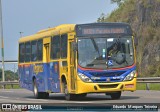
42,92 -> 49,99
77,93 -> 87,99
64,82 -> 75,101
110,91 -> 121,100
33,79 -> 42,99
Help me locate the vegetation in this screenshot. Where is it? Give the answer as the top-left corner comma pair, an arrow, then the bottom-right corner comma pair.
0,85 -> 20,89
97,0 -> 160,77
0,68 -> 18,81
137,83 -> 160,90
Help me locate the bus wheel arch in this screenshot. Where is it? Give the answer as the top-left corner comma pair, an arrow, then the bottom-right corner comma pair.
61,75 -> 75,100
32,76 -> 36,83
61,75 -> 66,93
33,77 -> 40,99
32,76 -> 49,99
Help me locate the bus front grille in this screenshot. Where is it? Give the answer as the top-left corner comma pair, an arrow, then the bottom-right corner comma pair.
98,84 -> 118,89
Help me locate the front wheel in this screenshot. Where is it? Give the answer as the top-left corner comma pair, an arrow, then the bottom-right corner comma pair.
76,93 -> 87,99
64,82 -> 75,101
110,91 -> 121,100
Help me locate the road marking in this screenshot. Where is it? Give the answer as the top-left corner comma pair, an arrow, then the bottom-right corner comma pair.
0,90 -> 14,93
26,98 -> 49,102
74,102 -> 92,103
15,98 -> 20,100
0,96 -> 9,99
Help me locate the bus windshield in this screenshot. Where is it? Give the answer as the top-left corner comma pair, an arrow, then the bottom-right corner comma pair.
78,36 -> 134,69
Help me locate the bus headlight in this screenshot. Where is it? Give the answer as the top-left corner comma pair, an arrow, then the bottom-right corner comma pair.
123,71 -> 136,81
78,73 -> 92,82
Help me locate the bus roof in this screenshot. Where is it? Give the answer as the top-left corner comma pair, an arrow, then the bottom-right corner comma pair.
76,22 -> 131,26
19,24 -> 76,43
19,22 -> 132,43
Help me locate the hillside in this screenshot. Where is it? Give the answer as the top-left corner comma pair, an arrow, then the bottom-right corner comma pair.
98,0 -> 160,77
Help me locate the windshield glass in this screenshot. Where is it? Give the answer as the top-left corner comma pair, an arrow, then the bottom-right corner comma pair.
78,36 -> 134,69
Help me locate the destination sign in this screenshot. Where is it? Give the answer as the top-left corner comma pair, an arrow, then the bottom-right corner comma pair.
82,27 -> 126,35
76,23 -> 132,37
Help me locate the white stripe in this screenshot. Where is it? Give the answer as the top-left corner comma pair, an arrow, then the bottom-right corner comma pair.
73,102 -> 92,103
0,91 -> 14,93
26,99 -> 49,102
15,98 -> 20,100
0,96 -> 9,99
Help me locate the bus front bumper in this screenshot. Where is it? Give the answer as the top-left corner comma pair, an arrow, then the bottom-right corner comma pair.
76,78 -> 136,94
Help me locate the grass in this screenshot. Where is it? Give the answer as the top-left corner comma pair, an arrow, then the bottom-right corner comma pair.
0,85 -> 21,89
137,83 -> 160,90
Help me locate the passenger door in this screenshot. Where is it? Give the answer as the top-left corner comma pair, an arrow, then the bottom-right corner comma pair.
68,35 -> 77,93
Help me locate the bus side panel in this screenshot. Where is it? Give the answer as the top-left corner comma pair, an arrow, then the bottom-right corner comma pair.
19,65 -> 25,89
32,63 -> 61,93
19,64 -> 33,91
32,63 -> 48,92
48,62 -> 61,93
19,63 -> 61,93
41,63 -> 50,92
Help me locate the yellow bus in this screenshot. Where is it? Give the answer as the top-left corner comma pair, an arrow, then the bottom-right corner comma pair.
18,23 -> 137,100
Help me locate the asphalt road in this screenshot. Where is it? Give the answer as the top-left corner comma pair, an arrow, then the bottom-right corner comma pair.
0,89 -> 160,105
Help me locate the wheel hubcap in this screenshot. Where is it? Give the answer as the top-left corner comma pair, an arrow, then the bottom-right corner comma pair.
34,84 -> 37,95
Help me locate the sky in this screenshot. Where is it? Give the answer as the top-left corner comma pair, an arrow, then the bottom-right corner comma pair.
0,0 -> 117,70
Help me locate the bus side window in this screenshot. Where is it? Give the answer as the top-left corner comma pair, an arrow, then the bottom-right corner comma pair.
25,42 -> 31,62
31,41 -> 37,61
51,35 -> 60,59
61,34 -> 67,58
19,43 -> 25,63
37,39 -> 43,61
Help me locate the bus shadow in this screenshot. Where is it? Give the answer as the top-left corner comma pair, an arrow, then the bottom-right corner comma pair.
47,94 -> 140,101
25,94 -> 139,101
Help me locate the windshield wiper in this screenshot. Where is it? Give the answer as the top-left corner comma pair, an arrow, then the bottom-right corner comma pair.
86,60 -> 107,67
91,38 -> 100,57
86,64 -> 94,67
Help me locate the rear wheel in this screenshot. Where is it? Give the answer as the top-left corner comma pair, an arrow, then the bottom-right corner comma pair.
33,79 -> 49,99
33,79 -> 41,99
42,92 -> 49,99
110,91 -> 121,100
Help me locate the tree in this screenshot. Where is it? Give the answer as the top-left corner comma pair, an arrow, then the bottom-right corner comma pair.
111,0 -> 125,6
97,13 -> 105,22
0,68 -> 18,81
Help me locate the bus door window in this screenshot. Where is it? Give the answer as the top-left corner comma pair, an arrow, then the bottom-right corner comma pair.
37,39 -> 43,61
61,34 -> 67,59
51,36 -> 60,59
